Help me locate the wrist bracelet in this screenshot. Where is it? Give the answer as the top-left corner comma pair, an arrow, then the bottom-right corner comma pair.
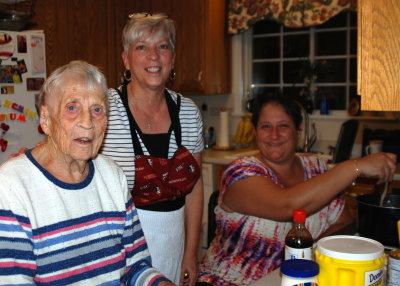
352,159 -> 360,187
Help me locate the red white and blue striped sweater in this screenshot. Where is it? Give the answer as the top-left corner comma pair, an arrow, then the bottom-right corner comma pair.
0,151 -> 170,285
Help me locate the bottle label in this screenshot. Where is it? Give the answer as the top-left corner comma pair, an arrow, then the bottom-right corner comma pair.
281,275 -> 318,286
287,283 -> 317,286
284,245 -> 313,260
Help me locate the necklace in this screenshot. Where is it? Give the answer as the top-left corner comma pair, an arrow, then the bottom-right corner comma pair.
145,118 -> 152,129
128,95 -> 161,130
139,108 -> 157,130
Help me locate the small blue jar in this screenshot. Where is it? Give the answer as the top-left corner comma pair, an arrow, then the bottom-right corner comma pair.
280,259 -> 319,286
320,98 -> 329,115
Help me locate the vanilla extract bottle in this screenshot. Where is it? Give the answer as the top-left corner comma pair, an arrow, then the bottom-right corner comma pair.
284,209 -> 314,261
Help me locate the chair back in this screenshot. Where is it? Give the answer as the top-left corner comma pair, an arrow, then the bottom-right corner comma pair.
332,119 -> 359,163
207,190 -> 219,247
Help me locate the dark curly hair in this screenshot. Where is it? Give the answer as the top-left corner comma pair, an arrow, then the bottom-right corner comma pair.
250,92 -> 303,131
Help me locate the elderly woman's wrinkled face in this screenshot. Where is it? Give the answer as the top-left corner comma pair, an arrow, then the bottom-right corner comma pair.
256,103 -> 301,163
41,79 -> 107,162
122,27 -> 175,90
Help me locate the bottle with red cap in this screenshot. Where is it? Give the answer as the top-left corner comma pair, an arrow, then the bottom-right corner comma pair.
284,209 -> 314,261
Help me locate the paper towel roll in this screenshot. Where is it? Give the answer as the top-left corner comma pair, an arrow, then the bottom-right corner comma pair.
217,109 -> 230,147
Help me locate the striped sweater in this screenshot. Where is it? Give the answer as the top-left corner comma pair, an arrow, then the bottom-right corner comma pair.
0,151 -> 169,285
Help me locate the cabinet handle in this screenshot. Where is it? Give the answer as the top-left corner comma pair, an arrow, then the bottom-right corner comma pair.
197,70 -> 203,82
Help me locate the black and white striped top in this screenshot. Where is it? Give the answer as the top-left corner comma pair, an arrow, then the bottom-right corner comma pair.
101,87 -> 204,190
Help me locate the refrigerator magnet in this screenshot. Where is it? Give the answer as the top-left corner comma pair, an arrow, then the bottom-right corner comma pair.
0,33 -> 14,60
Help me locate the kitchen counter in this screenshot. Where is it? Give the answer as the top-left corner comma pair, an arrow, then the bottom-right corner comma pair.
203,148 -> 333,166
203,148 -> 259,165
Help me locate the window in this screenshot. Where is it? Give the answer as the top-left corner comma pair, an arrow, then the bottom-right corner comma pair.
247,11 -> 357,112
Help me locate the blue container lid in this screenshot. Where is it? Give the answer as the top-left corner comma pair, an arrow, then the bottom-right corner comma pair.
280,259 -> 319,278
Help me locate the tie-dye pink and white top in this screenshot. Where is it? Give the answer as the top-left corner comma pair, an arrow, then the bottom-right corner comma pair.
197,154 -> 345,286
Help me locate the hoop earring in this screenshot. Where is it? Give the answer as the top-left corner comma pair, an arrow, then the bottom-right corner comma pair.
169,70 -> 176,81
123,70 -> 132,81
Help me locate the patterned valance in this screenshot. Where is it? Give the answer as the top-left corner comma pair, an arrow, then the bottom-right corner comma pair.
227,0 -> 357,34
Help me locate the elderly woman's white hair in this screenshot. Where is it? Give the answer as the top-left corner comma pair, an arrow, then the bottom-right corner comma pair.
122,13 -> 176,53
38,60 -> 108,109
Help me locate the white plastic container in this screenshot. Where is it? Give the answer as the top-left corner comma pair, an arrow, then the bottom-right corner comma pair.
280,259 -> 319,286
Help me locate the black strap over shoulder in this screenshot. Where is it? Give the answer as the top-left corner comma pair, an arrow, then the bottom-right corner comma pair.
165,89 -> 182,148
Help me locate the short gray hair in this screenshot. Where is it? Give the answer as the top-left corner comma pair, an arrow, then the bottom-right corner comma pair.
38,60 -> 108,109
122,13 -> 176,53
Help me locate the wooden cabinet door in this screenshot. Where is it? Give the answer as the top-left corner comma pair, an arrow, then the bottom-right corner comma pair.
31,0 -> 230,94
32,0 -> 139,87
358,0 -> 400,111
172,0 -> 207,94
171,0 -> 231,95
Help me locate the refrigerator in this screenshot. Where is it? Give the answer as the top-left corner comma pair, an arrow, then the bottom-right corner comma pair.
0,29 -> 46,164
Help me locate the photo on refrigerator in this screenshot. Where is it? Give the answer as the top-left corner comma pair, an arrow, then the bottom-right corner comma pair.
0,30 -> 46,163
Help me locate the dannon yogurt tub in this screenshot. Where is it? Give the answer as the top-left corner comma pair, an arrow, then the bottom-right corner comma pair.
315,235 -> 385,286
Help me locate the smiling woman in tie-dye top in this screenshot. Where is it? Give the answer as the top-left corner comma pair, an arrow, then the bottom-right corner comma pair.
197,93 -> 397,286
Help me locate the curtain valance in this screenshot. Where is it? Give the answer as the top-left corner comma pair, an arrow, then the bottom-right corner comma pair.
227,0 -> 357,34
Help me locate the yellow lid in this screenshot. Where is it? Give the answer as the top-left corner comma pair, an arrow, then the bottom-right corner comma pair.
317,235 -> 383,261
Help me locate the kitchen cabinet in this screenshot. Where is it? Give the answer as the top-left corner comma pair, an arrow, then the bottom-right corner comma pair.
31,0 -> 137,87
26,0 -> 230,94
136,0 -> 231,95
357,0 -> 400,111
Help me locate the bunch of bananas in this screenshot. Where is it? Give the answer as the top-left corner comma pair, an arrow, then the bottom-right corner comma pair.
232,114 -> 255,147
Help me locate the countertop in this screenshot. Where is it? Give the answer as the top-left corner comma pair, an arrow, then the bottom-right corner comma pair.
202,147 -> 259,165
202,148 -> 400,181
203,148 -> 333,166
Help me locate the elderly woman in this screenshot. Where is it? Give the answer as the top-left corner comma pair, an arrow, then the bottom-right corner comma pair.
101,13 -> 204,285
0,60 -> 174,285
197,93 -> 397,286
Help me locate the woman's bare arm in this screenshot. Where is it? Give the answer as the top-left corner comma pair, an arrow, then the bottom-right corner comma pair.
223,152 -> 397,221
